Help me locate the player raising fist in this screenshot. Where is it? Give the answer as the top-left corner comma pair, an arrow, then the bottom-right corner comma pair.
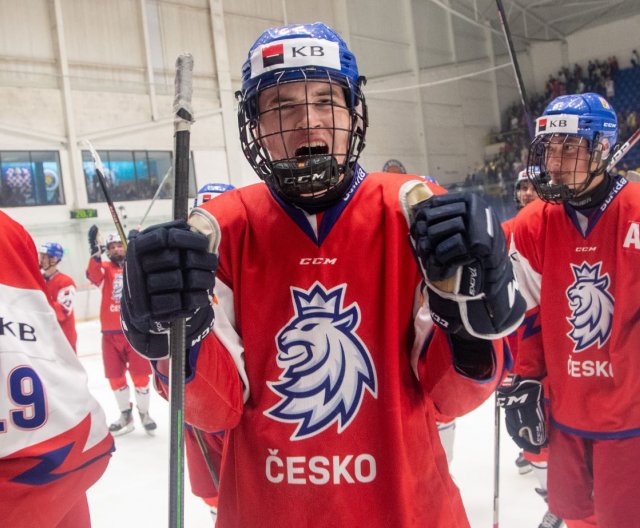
120,22 -> 524,528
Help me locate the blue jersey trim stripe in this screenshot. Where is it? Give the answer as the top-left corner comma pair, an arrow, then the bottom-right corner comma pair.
551,416 -> 640,440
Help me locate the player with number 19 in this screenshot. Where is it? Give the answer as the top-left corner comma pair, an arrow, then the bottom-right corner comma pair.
0,211 -> 113,527
121,22 -> 524,527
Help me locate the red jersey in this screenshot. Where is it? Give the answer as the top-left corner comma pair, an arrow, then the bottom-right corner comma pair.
0,211 -> 113,527
502,215 -> 518,364
44,270 -> 77,350
156,169 -> 507,528
86,257 -> 124,333
511,177 -> 640,438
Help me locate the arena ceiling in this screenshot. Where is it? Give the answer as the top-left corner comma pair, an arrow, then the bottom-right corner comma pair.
444,0 -> 640,43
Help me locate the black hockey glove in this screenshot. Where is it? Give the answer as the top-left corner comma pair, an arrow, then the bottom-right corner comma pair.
88,224 -> 104,258
496,375 -> 546,454
409,191 -> 526,339
121,211 -> 220,360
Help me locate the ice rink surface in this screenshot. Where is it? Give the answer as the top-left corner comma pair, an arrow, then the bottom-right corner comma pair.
77,320 -> 548,527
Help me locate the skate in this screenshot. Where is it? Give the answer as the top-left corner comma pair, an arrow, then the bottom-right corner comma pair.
139,411 -> 157,436
515,451 -> 532,474
109,405 -> 134,436
538,510 -> 564,528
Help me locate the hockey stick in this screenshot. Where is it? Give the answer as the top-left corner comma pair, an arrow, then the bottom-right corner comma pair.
193,428 -> 220,488
169,53 -> 194,528
495,0 -> 535,140
139,165 -> 173,228
493,394 -> 501,528
608,128 -> 640,172
84,140 -> 129,251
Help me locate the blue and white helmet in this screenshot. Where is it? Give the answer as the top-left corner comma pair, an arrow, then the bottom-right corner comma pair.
39,242 -> 64,261
528,93 -> 618,203
237,22 -> 368,210
193,183 -> 235,207
534,93 -> 617,147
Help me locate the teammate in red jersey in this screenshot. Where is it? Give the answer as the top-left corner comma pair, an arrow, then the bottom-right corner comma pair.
502,168 -> 540,245
0,211 -> 113,528
38,241 -> 78,351
120,23 -> 525,527
501,169 -> 562,528
86,228 -> 156,436
499,93 -> 640,528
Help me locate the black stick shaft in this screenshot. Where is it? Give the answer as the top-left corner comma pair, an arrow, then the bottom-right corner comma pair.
169,53 -> 194,528
496,0 -> 535,140
86,142 -> 128,251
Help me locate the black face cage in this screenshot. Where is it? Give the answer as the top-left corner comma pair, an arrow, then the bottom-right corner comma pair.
527,133 -> 610,203
237,70 -> 368,209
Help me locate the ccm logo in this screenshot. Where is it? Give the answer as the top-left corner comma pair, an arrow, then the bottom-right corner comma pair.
299,257 -> 337,265
575,246 -> 597,252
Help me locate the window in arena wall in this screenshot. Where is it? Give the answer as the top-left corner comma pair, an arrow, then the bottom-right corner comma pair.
0,151 -> 64,208
82,150 -> 197,203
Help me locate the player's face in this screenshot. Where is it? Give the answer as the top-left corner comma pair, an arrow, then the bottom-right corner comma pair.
38,253 -> 52,270
107,242 -> 124,259
544,135 -> 605,195
257,81 -> 351,165
516,180 -> 538,207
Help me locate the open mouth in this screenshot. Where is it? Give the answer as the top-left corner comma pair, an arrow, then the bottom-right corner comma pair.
295,142 -> 329,157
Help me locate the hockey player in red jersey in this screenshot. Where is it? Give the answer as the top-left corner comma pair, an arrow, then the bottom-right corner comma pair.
502,168 -> 540,244
86,228 -> 156,436
500,170 -> 562,528
498,93 -> 640,528
38,241 -> 78,351
120,23 -> 526,527
0,211 -> 113,528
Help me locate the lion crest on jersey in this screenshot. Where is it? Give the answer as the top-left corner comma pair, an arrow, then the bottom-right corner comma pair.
566,262 -> 614,352
265,282 -> 377,440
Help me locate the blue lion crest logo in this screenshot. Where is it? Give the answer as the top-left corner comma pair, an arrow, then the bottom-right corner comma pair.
566,262 -> 614,352
265,282 -> 377,440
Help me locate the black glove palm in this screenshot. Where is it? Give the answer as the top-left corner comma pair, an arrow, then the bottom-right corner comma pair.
409,191 -> 525,339
121,219 -> 218,360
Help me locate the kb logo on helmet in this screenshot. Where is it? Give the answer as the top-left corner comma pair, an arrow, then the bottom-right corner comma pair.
539,118 -> 567,131
252,38 -> 341,78
536,114 -> 579,135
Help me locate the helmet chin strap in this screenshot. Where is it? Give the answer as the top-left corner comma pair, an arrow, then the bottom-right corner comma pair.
569,171 -> 613,209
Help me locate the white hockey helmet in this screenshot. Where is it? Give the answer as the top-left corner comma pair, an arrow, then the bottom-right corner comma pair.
105,232 -> 122,248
